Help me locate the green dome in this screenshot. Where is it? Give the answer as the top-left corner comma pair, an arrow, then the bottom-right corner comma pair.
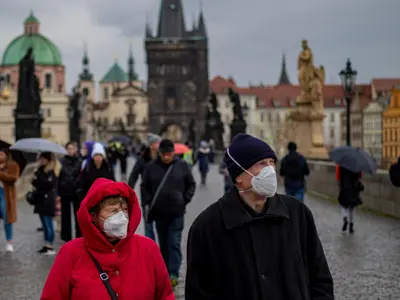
1,34 -> 62,66
24,13 -> 39,24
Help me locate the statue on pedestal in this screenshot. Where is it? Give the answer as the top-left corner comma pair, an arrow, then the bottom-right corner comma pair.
204,93 -> 225,149
228,88 -> 246,141
284,40 -> 327,159
14,47 -> 43,143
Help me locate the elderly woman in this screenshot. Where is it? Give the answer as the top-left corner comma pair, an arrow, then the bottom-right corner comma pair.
41,178 -> 174,299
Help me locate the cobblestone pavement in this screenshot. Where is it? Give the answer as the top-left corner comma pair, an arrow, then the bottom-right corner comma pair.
0,159 -> 399,299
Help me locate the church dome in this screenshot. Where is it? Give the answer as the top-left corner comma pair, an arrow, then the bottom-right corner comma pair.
1,12 -> 62,66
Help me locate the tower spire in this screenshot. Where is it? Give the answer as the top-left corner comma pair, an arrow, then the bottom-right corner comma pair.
128,43 -> 138,85
79,42 -> 93,81
197,1 -> 207,37
157,0 -> 186,38
278,53 -> 290,85
145,13 -> 152,38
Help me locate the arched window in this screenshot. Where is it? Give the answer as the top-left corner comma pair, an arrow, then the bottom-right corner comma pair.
45,74 -> 52,89
83,88 -> 89,96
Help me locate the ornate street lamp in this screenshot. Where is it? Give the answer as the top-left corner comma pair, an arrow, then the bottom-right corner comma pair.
339,58 -> 357,146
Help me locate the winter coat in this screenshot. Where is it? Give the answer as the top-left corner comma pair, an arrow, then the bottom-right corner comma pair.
141,157 -> 196,222
128,147 -> 153,189
41,178 -> 174,300
78,160 -> 115,201
0,160 -> 19,223
196,147 -> 210,174
32,164 -> 59,217
337,167 -> 363,209
280,151 -> 310,190
185,189 -> 334,300
389,157 -> 400,187
58,155 -> 82,198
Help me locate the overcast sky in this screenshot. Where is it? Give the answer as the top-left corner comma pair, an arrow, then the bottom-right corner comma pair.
0,0 -> 399,92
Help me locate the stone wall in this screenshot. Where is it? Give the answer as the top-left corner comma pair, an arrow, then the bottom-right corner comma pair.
303,160 -> 400,218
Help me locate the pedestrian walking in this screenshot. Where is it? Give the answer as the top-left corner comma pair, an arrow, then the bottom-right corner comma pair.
80,141 -> 94,171
0,149 -> 20,252
58,141 -> 82,242
41,178 -> 174,299
196,141 -> 210,185
32,152 -> 60,255
185,133 -> 334,300
77,143 -> 115,237
219,160 -> 234,193
279,141 -> 310,201
117,143 -> 129,182
389,157 -> 400,187
336,165 -> 364,234
141,139 -> 196,288
128,133 -> 161,240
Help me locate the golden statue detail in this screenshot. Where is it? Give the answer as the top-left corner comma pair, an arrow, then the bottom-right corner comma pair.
297,39 -> 325,116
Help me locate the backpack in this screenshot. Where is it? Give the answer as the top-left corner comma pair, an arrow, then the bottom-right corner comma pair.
283,153 -> 304,179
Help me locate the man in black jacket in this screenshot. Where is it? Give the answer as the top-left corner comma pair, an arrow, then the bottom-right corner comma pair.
185,134 -> 334,300
280,141 -> 310,201
128,133 -> 161,240
58,141 -> 81,242
141,139 -> 196,288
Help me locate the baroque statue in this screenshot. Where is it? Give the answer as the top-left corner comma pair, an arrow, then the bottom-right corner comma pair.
228,88 -> 243,120
16,47 -> 42,114
297,39 -> 325,116
204,92 -> 224,149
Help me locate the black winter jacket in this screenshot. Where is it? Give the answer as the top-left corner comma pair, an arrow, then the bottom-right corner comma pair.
141,157 -> 196,221
32,166 -> 58,217
58,155 -> 81,197
185,189 -> 334,300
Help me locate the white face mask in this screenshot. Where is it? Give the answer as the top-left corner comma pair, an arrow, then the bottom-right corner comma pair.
227,148 -> 277,197
102,211 -> 129,239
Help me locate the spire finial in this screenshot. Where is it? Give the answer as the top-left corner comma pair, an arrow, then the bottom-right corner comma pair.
114,54 -> 118,62
277,52 -> 291,85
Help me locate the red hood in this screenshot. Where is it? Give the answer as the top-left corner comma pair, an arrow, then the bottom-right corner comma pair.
77,178 -> 141,252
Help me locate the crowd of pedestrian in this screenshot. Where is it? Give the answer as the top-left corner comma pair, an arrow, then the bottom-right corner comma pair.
3,130 -> 396,299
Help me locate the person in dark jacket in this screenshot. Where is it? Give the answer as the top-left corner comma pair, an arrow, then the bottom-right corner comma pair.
185,134 -> 334,300
117,143 -> 129,182
141,139 -> 196,288
77,143 -> 115,237
280,141 -> 310,201
32,152 -> 60,255
336,165 -> 363,233
128,133 -> 161,240
389,157 -> 400,187
58,141 -> 82,242
196,140 -> 210,185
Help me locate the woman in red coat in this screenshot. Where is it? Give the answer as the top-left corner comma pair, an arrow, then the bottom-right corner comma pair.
41,178 -> 174,300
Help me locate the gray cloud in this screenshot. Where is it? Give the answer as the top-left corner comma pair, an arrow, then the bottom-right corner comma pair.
0,0 -> 399,92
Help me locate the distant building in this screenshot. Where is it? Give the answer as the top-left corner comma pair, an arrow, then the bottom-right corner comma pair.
340,85 -> 372,148
382,85 -> 400,169
362,101 -> 383,165
0,12 -> 69,144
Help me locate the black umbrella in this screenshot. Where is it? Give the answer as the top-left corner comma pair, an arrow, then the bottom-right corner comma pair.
0,140 -> 27,173
329,146 -> 377,174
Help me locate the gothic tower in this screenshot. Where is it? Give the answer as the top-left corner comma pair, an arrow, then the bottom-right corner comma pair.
145,0 -> 209,143
78,44 -> 95,102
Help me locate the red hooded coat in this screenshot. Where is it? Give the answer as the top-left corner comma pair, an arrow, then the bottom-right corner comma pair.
41,178 -> 174,300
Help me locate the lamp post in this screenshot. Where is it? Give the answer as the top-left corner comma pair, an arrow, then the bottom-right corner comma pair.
0,74 -> 10,101
339,58 -> 357,146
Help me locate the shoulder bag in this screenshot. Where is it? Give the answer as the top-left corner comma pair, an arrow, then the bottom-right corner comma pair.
87,250 -> 118,300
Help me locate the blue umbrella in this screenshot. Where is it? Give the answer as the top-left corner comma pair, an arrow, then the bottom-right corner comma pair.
329,146 -> 377,174
109,135 -> 131,145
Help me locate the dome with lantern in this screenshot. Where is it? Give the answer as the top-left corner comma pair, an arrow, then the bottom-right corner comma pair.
1,11 -> 62,67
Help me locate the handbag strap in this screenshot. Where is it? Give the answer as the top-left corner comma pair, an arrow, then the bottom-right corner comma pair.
87,251 -> 118,300
149,163 -> 174,211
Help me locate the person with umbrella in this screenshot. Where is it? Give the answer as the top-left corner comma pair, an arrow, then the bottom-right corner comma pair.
0,149 -> 20,252
330,146 -> 373,234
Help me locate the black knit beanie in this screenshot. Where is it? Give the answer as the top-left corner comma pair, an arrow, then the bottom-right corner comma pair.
158,139 -> 175,153
224,133 -> 277,181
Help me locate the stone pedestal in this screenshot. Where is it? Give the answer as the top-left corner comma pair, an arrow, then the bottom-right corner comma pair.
230,118 -> 247,142
14,110 -> 43,162
286,98 -> 328,159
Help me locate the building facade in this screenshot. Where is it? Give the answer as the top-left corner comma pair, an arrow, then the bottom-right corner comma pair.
382,85 -> 400,169
145,0 -> 209,142
0,12 -> 69,144
362,101 -> 383,165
